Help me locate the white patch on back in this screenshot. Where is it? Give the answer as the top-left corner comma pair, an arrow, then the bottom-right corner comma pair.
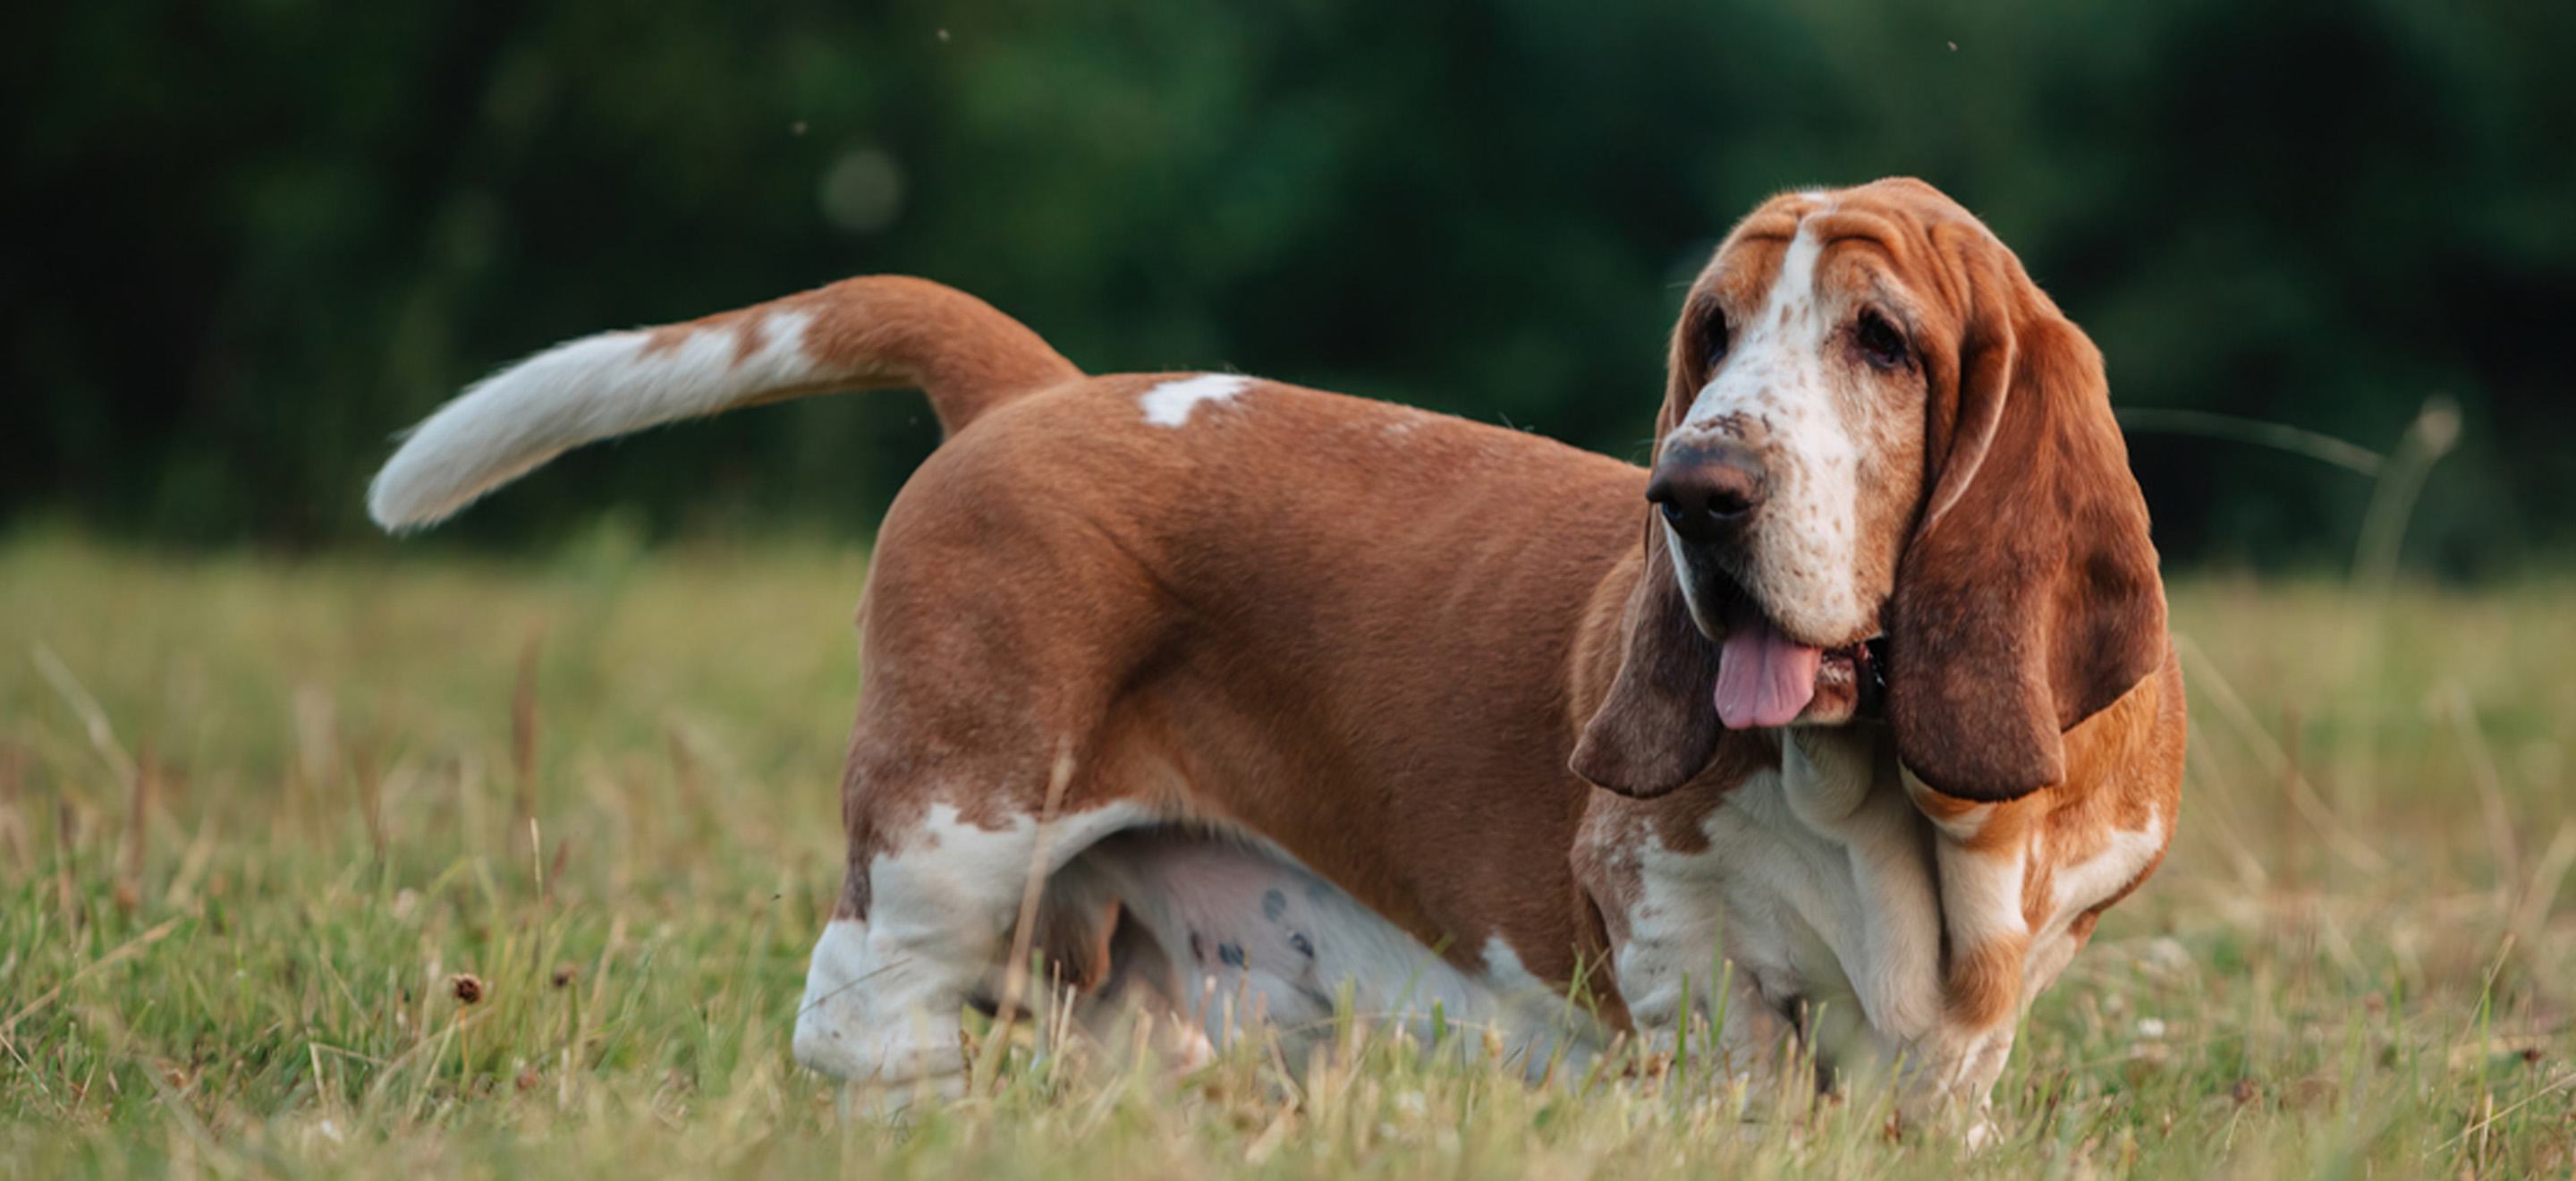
1139,374 -> 1250,428
370,309 -> 821,528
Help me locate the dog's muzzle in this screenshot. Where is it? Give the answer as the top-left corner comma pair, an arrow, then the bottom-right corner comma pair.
1647,438 -> 1767,545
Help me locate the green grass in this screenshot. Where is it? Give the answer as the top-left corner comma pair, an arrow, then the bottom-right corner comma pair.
2,531 -> 2572,1178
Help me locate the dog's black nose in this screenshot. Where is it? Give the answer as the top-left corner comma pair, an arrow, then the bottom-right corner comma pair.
1646,438 -> 1767,543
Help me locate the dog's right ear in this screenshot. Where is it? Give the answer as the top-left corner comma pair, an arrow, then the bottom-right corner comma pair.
1570,521 -> 1724,796
1884,222 -> 2166,803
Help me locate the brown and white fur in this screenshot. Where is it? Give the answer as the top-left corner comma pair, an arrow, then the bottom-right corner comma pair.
369,178 -> 2182,1113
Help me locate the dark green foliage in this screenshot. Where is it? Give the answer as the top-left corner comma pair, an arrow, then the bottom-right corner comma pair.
5,0 -> 2569,565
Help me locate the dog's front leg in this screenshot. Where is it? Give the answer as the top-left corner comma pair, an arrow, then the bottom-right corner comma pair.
1900,774 -> 2037,1110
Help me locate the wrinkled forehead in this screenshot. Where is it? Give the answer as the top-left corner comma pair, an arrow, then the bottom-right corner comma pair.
1694,183 -> 1987,324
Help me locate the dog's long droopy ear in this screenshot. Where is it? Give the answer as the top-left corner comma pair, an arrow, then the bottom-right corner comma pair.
1569,290 -> 1728,797
1570,522 -> 1724,796
1886,225 -> 2166,802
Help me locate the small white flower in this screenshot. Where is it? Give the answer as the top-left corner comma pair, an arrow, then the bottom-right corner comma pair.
2136,1017 -> 2167,1039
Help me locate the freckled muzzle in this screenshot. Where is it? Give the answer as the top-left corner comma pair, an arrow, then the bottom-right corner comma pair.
1647,429 -> 1777,641
1650,429 -> 1888,730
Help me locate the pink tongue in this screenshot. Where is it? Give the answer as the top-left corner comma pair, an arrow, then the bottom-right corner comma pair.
1715,610 -> 1823,729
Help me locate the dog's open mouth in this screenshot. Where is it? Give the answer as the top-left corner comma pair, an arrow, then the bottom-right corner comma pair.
1714,596 -> 1886,729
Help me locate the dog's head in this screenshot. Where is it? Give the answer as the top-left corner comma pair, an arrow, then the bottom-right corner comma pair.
1572,178 -> 2165,803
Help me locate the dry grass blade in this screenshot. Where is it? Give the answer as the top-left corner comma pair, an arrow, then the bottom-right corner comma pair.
2173,632 -> 2389,872
2509,820 -> 2576,953
114,741 -> 155,916
2113,407 -> 2385,476
1,916 -> 182,1041
977,735 -> 1080,1092
512,627 -> 542,854
2438,682 -> 2523,897
0,737 -> 26,877
30,641 -> 140,790
2441,1069 -> 2576,1152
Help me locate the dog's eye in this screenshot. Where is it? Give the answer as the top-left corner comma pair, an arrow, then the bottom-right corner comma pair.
1700,313 -> 1731,372
1855,311 -> 1908,372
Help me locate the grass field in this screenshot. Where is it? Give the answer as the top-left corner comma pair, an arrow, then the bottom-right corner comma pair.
2,530 -> 2572,1178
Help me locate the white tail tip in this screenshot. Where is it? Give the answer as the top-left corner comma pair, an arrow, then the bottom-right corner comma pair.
368,310 -> 821,531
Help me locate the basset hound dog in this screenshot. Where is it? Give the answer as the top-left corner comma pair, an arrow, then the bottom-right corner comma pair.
369,177 -> 2182,1111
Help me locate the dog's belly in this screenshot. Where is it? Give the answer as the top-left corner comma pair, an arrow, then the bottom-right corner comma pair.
1056,828 -> 1601,1073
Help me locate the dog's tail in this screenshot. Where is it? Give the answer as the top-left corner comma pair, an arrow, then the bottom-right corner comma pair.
367,276 -> 1082,531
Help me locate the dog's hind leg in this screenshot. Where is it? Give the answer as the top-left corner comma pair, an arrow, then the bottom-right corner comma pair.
788,430 -> 1191,1099
792,735 -> 1158,1098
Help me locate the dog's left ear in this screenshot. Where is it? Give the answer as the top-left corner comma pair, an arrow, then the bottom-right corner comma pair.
1570,520 -> 1724,796
1570,293 -> 1728,796
1886,225 -> 2166,802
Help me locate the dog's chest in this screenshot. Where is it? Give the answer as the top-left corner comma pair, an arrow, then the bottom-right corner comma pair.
1588,728 -> 1950,1066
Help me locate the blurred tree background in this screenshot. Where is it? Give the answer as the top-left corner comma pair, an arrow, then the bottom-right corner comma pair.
4,0 -> 2570,570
